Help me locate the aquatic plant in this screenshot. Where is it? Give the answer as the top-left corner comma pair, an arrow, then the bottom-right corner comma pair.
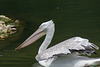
0,15 -> 19,40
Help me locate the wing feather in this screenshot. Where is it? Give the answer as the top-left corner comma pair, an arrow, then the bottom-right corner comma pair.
36,37 -> 99,61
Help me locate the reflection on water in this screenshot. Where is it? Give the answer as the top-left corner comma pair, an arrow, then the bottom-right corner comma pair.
33,63 -> 43,67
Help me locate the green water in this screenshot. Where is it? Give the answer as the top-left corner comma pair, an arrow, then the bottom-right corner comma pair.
0,0 -> 100,67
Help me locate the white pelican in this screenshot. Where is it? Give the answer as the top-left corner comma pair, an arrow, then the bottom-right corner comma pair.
15,20 -> 100,67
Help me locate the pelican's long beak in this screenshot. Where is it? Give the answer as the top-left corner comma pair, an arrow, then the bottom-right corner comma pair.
15,28 -> 46,50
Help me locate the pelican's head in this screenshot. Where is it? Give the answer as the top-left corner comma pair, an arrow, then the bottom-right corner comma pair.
39,20 -> 54,31
15,20 -> 54,50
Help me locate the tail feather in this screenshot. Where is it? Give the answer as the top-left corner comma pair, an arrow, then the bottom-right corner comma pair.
91,43 -> 99,50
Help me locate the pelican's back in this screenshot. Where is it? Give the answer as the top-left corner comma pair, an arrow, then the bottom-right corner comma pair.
36,37 -> 99,61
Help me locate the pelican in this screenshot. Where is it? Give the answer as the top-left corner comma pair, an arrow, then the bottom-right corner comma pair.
15,20 -> 100,67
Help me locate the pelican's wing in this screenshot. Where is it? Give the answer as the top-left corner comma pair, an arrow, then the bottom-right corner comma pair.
36,37 -> 99,61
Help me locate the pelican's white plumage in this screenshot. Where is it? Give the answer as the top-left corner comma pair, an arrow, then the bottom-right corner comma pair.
36,37 -> 98,61
16,20 -> 100,67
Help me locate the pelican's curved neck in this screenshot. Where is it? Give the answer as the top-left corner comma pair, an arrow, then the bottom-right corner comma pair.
38,24 -> 55,54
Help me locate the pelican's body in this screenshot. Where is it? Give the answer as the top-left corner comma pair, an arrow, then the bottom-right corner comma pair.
34,55 -> 100,67
16,20 -> 100,67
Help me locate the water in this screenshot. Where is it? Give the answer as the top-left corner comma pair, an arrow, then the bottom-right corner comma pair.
0,0 -> 100,67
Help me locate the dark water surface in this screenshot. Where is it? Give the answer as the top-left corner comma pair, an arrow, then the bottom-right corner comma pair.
0,0 -> 100,67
